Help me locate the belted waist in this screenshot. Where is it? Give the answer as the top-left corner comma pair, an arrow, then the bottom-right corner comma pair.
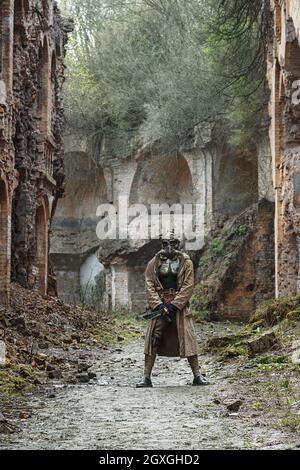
161,288 -> 178,294
158,288 -> 178,304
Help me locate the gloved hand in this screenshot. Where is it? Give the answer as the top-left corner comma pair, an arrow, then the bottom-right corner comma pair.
167,303 -> 177,314
166,303 -> 177,323
152,303 -> 164,313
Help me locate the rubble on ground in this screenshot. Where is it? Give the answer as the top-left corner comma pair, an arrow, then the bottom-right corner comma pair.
0,282 -> 142,430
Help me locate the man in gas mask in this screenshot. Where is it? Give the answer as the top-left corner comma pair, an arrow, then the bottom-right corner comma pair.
136,234 -> 209,387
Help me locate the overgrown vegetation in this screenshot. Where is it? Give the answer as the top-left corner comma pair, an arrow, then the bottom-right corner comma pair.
60,0 -> 271,159
190,207 -> 255,320
0,364 -> 46,397
203,289 -> 300,363
250,294 -> 300,328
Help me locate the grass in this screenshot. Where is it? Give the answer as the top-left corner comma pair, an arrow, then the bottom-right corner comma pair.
250,295 -> 300,327
211,238 -> 223,256
0,364 -> 46,397
199,256 -> 210,269
252,401 -> 263,411
280,379 -> 290,389
218,345 -> 248,359
192,308 -> 210,322
234,224 -> 249,237
277,416 -> 300,432
201,326 -> 250,362
89,324 -> 140,345
252,355 -> 289,365
88,310 -> 142,346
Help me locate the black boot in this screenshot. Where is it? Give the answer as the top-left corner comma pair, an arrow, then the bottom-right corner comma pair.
136,376 -> 153,388
193,374 -> 209,386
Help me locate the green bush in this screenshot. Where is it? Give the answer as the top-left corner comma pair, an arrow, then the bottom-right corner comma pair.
211,238 -> 223,256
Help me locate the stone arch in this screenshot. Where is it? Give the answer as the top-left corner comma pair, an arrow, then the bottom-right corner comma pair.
55,151 -> 108,221
273,60 -> 285,266
129,154 -> 193,205
213,145 -> 258,216
0,178 -> 10,304
80,251 -> 105,310
35,197 -> 49,295
51,149 -> 108,306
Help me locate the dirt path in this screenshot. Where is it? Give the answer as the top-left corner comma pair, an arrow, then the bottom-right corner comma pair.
1,325 -> 298,450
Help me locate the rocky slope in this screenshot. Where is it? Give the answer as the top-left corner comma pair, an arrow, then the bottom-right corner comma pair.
0,283 -> 141,433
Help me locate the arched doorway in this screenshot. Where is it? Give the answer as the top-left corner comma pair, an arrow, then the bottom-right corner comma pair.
130,154 -> 193,205
129,153 -> 194,243
80,252 -> 105,310
51,149 -> 108,305
122,154 -> 194,311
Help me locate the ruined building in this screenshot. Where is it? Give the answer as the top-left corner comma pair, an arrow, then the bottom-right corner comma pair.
51,121 -> 275,316
52,0 -> 300,319
268,0 -> 300,297
0,0 -> 72,304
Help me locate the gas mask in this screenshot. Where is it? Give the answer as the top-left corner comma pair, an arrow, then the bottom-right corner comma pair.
160,238 -> 180,259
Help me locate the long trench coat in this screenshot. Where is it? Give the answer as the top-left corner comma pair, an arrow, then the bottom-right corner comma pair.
144,252 -> 199,358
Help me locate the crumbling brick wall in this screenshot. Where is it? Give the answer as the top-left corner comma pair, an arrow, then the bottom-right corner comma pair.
0,1 -> 73,303
268,0 -> 300,296
193,200 -> 275,321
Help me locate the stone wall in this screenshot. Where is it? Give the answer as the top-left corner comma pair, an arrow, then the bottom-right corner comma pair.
52,119 -> 269,315
193,199 -> 275,321
98,147 -> 210,311
51,134 -> 209,311
217,200 -> 275,320
50,133 -> 107,307
210,126 -> 260,216
0,1 -> 72,303
268,0 -> 300,296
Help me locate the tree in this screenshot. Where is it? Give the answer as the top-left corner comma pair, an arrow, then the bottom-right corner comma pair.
61,0 -> 270,158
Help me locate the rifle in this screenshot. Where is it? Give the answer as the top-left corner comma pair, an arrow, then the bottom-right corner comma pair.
141,304 -> 172,322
